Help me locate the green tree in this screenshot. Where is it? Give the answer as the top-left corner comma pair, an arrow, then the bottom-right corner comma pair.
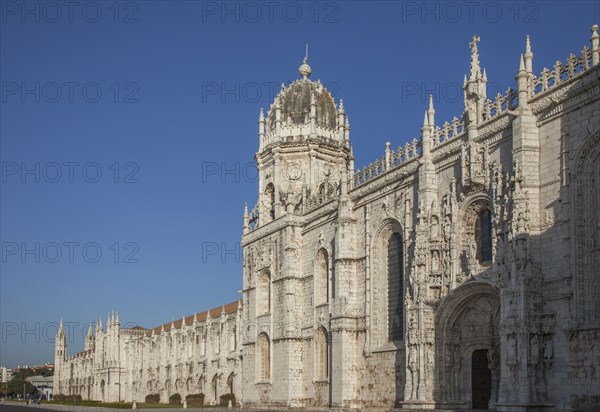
11,368 -> 36,381
4,380 -> 36,396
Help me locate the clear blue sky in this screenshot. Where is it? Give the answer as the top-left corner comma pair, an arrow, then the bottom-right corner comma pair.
1,0 -> 598,368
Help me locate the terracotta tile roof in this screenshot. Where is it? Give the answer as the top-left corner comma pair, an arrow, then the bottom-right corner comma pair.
145,300 -> 240,337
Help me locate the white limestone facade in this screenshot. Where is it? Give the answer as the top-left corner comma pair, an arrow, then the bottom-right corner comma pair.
240,25 -> 600,411
53,301 -> 242,405
55,25 -> 600,411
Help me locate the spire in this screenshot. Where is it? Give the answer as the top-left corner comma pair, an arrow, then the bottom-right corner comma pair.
344,116 -> 350,143
274,95 -> 282,135
337,99 -> 346,141
519,53 -> 526,73
517,54 -> 530,110
591,24 -> 599,66
421,109 -> 432,157
84,322 -> 95,351
258,106 -> 265,142
524,35 -> 534,73
482,68 -> 488,81
115,311 -> 119,325
243,202 -> 249,234
469,35 -> 482,80
58,319 -> 64,336
427,95 -> 435,127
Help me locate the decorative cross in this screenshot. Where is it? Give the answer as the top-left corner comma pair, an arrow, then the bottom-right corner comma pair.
469,35 -> 481,52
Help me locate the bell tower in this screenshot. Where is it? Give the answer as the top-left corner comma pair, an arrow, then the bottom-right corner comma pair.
53,320 -> 67,395
252,57 -> 352,227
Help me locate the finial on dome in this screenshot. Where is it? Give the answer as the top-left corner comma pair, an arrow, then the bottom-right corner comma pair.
299,44 -> 312,80
299,58 -> 312,80
469,34 -> 482,80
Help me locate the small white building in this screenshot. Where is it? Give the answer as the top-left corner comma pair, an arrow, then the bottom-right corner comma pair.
0,366 -> 12,383
25,375 -> 53,399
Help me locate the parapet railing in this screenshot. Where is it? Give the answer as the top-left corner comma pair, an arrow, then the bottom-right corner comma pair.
532,46 -> 593,96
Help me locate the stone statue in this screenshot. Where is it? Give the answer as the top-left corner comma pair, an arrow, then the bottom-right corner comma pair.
431,251 -> 440,272
543,338 -> 554,366
443,216 -> 452,241
506,335 -> 518,366
431,217 -> 440,238
529,334 -> 539,366
407,345 -> 419,399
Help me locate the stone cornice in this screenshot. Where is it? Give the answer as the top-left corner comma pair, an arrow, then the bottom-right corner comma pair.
350,160 -> 419,203
242,214 -> 304,246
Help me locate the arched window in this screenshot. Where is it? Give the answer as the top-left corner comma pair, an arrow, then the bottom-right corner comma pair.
264,184 -> 275,221
387,232 -> 404,341
230,326 -> 237,352
227,372 -> 234,394
318,182 -> 334,197
314,327 -> 328,381
475,209 -> 492,262
257,270 -> 271,316
257,333 -> 270,381
315,249 -> 329,306
214,326 -> 220,354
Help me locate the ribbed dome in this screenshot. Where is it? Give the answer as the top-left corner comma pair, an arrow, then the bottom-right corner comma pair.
268,79 -> 337,132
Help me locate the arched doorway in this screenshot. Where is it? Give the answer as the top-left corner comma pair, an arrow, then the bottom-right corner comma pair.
436,282 -> 500,409
472,349 -> 492,408
211,374 -> 219,404
100,380 -> 105,402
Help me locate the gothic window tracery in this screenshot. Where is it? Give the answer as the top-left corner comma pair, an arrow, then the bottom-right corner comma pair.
257,332 -> 270,381
388,232 -> 404,341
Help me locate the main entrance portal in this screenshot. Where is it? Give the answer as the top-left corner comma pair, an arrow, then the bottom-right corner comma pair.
435,282 -> 500,409
471,349 -> 491,409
